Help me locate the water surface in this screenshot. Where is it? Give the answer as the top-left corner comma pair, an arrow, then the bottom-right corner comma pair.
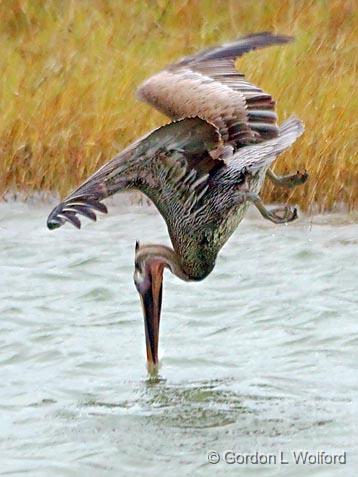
0,200 -> 357,476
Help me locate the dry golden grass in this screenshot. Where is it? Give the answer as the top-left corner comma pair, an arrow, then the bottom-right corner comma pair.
0,0 -> 357,211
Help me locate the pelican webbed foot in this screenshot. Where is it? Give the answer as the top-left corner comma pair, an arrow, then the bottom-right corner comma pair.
239,192 -> 298,224
266,168 -> 308,189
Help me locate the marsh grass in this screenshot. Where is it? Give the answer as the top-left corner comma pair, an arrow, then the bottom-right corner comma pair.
0,0 -> 357,211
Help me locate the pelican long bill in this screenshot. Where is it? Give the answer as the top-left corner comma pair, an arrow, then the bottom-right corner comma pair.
138,259 -> 164,369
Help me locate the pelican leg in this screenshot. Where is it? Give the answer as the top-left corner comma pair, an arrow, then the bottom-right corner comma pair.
238,192 -> 298,224
266,168 -> 308,189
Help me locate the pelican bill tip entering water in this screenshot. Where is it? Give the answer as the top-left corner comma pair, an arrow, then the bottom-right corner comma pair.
47,32 -> 308,371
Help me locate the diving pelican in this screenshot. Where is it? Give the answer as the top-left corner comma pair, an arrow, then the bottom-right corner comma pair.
47,32 -> 308,371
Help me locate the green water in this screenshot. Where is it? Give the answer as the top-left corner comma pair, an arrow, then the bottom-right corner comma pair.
0,201 -> 357,476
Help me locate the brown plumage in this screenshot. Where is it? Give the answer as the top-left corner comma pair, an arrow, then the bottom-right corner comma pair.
137,32 -> 292,147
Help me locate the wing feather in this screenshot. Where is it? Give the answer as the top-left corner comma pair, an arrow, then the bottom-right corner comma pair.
137,32 -> 293,148
47,118 -> 224,230
217,116 -> 305,181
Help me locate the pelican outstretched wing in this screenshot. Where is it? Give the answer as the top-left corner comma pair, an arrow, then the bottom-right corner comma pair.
137,32 -> 293,148
47,118 -> 224,230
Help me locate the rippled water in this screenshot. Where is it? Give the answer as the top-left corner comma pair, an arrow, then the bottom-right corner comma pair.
0,199 -> 357,476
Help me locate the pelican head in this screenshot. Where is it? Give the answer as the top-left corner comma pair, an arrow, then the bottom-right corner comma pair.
133,241 -> 189,372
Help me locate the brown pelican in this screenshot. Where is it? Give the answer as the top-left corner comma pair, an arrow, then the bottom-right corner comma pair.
47,32 -> 308,371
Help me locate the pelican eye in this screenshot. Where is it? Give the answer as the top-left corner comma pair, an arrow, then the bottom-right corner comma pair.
133,260 -> 145,287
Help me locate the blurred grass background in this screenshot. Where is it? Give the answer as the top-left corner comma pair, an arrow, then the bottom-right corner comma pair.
0,0 -> 357,211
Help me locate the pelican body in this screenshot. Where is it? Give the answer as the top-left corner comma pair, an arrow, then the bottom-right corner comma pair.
47,33 -> 308,370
